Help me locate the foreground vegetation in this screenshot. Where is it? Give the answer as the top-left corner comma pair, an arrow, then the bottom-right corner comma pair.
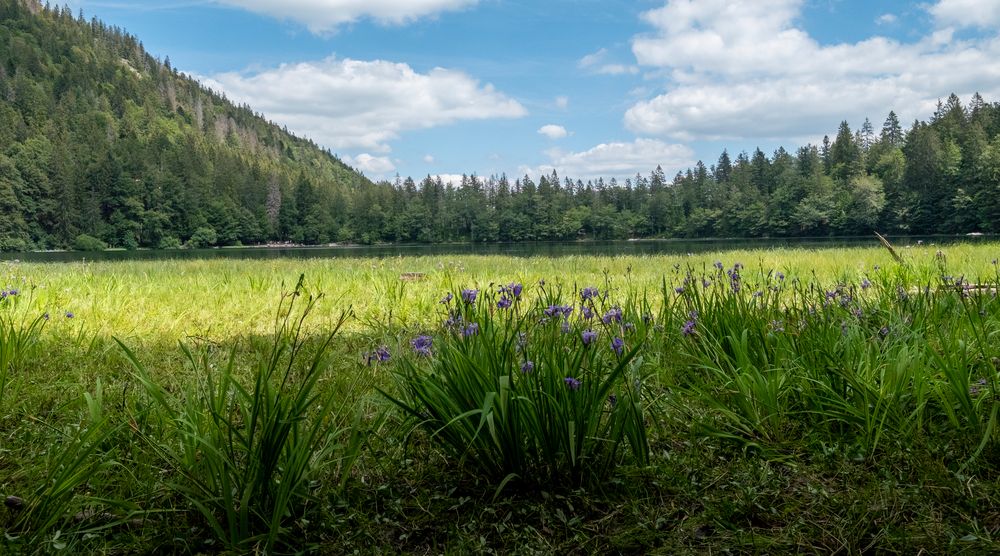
2,243 -> 1000,553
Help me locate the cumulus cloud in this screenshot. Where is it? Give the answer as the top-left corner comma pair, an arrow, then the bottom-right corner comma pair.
537,124 -> 568,139
348,153 -> 396,174
214,0 -> 478,33
521,138 -> 694,181
203,56 -> 526,153
625,0 -> 1000,141
930,0 -> 1000,28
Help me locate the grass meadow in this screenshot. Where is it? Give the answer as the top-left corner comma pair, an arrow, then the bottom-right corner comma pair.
2,242 -> 1000,554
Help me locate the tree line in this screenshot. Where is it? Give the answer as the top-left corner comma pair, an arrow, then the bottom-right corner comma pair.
2,0 -> 1000,250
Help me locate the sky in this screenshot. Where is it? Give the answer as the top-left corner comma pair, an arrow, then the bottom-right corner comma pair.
62,0 -> 1000,184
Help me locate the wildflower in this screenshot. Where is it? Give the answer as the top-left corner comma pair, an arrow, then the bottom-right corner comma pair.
611,337 -> 624,355
517,332 -> 528,350
581,329 -> 598,345
752,290 -> 763,298
497,296 -> 512,309
7,289 -> 17,296
624,322 -> 635,333
702,278 -> 712,288
602,307 -> 623,324
581,306 -> 594,320
681,319 -> 697,336
861,278 -> 872,290
507,282 -> 523,298
580,286 -> 599,300
561,320 -> 571,334
461,289 -> 478,304
374,345 -> 391,362
42,312 -> 49,321
879,326 -> 890,337
674,286 -> 685,294
714,261 -> 723,270
521,360 -> 534,373
776,271 -> 785,282
411,335 -> 433,356
65,311 -> 74,319
440,292 -> 453,304
564,377 -> 582,390
544,304 -> 573,318
462,323 -> 480,337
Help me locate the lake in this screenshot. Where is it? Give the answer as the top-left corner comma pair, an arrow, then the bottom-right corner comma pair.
3,235 -> 996,263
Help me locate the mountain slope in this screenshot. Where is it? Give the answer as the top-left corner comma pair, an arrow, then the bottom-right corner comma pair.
0,0 -> 371,250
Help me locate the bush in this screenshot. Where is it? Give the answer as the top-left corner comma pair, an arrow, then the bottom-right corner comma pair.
72,234 -> 107,252
157,236 -> 182,249
185,227 -> 217,249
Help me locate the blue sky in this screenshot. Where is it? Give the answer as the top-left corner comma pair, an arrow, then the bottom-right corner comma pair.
65,1 -> 1000,184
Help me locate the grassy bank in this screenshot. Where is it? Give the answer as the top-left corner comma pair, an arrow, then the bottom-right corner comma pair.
2,243 -> 1000,553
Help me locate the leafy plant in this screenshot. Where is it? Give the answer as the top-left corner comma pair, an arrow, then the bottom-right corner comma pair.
384,282 -> 650,487
119,276 -> 366,551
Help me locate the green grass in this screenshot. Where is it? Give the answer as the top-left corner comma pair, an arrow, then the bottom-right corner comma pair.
1,243 -> 999,553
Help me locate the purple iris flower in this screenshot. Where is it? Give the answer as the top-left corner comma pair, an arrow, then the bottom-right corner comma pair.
681,320 -> 696,336
564,377 -> 582,390
581,306 -> 594,320
497,296 -> 512,309
509,282 -> 523,298
580,286 -> 599,301
440,292 -> 453,304
521,360 -> 534,373
861,278 -> 872,290
611,337 -> 624,355
411,335 -> 433,356
65,311 -> 74,319
461,289 -> 478,304
714,261 -> 724,270
581,329 -> 598,345
462,323 -> 480,337
602,307 -> 623,324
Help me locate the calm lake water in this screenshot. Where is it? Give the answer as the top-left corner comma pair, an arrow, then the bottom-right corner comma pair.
3,236 -> 997,263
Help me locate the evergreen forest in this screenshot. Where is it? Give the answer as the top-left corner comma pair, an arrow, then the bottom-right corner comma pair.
3,0 -> 1000,251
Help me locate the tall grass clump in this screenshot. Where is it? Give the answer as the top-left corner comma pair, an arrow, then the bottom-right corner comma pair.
660,259 -> 1000,459
119,276 -> 366,552
3,381 -> 120,553
0,288 -> 45,407
385,281 -> 650,488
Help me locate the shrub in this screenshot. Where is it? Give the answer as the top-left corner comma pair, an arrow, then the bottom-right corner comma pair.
185,227 -> 217,249
72,234 -> 107,251
157,236 -> 182,249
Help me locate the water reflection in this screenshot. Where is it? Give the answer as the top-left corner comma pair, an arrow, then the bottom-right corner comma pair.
3,235 -> 996,263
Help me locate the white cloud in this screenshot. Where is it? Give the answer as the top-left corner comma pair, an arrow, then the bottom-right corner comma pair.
423,154 -> 435,164
875,13 -> 897,25
578,47 -> 639,76
930,0 -> 1000,28
521,138 -> 694,181
214,0 -> 478,33
348,153 -> 395,174
537,124 -> 568,139
434,174 -> 467,186
203,56 -> 526,153
555,95 -> 569,109
625,0 -> 1000,141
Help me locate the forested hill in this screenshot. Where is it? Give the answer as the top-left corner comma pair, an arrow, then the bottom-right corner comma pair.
4,2 -> 1000,251
0,0 -> 371,251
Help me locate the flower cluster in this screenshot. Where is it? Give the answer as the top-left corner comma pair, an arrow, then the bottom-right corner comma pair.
364,346 -> 391,365
411,335 -> 433,357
